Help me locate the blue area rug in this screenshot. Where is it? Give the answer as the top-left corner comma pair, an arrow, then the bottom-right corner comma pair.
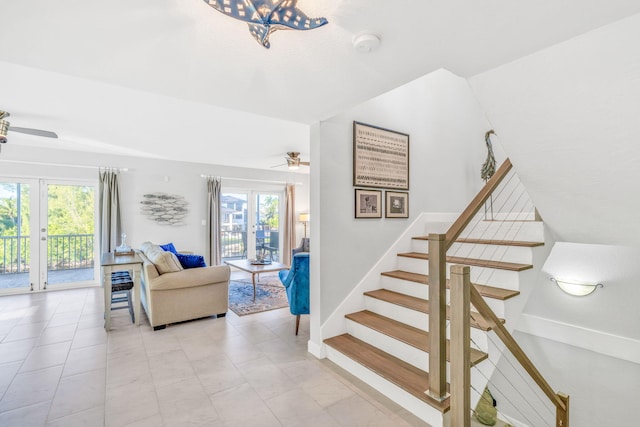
228,275 -> 289,316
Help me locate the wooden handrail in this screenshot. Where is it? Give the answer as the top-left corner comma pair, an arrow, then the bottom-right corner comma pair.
468,284 -> 567,412
445,158 -> 512,250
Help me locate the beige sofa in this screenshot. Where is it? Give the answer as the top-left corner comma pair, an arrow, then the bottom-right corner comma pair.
138,242 -> 230,330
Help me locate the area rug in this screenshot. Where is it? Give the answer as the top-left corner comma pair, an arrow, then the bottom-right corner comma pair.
228,275 -> 289,316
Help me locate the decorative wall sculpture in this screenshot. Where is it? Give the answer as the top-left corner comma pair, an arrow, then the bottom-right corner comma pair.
140,193 -> 189,226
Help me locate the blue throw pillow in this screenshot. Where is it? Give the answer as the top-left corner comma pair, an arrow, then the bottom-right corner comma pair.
159,242 -> 177,253
176,253 -> 207,269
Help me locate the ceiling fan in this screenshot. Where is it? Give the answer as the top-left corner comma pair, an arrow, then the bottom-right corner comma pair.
0,110 -> 59,144
271,152 -> 310,170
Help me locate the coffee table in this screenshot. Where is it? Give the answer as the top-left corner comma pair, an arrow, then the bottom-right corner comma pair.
224,259 -> 290,301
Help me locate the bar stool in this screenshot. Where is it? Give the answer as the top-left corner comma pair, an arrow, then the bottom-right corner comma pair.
111,271 -> 135,323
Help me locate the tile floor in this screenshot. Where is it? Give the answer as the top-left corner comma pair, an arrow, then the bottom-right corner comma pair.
0,274 -> 432,427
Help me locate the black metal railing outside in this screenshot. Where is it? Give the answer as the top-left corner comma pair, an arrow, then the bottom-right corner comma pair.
0,234 -> 95,274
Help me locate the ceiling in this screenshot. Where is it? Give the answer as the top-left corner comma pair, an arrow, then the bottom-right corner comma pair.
1,0 -> 640,170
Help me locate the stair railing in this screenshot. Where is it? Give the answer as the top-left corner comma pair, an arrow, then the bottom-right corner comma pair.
426,158 -> 569,426
450,268 -> 569,426
426,158 -> 513,402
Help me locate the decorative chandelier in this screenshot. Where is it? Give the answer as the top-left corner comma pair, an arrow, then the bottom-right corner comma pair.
203,0 -> 328,48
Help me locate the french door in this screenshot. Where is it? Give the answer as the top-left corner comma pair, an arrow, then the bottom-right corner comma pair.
0,178 -> 98,294
220,189 -> 283,262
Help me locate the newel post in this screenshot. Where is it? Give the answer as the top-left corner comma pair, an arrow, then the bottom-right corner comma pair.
556,392 -> 570,427
451,265 -> 471,427
427,233 -> 447,401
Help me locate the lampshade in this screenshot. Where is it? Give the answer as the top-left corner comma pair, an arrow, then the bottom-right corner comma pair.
550,277 -> 603,296
298,213 -> 309,223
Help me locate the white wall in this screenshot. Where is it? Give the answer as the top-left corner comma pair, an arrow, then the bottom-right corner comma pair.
469,13 -> 640,248
489,332 -> 639,427
466,16 -> 640,424
313,69 -> 504,324
0,144 -> 310,266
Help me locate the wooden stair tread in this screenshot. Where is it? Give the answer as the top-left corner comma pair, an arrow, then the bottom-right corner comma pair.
398,252 -> 533,271
364,289 -> 503,331
324,334 -> 450,412
380,270 -> 520,300
413,236 -> 543,247
345,310 -> 488,366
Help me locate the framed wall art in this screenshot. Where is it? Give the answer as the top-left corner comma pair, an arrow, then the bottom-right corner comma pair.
355,189 -> 382,218
385,191 -> 409,218
353,121 -> 409,190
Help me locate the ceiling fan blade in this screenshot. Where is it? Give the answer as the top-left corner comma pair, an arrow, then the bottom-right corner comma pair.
270,163 -> 287,168
300,161 -> 310,166
9,126 -> 58,139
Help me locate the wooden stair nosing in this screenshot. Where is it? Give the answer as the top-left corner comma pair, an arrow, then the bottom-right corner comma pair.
412,236 -> 543,247
397,252 -> 533,272
363,288 -> 504,331
345,310 -> 488,366
380,270 -> 520,301
324,333 -> 450,413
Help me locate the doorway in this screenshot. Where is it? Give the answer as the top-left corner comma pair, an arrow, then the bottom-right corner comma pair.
220,189 -> 282,262
0,179 -> 98,293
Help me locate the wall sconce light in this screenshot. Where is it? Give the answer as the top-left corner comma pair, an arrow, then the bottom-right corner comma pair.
298,213 -> 309,237
550,277 -> 603,296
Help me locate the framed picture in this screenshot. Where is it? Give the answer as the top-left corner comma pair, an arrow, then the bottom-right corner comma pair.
353,121 -> 409,190
355,189 -> 382,218
385,191 -> 409,218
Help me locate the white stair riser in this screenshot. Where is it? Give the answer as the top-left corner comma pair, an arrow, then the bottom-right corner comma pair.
347,319 -> 429,371
380,276 -> 510,318
345,320 -> 490,400
363,297 -> 489,349
325,346 -> 447,427
381,276 -> 428,299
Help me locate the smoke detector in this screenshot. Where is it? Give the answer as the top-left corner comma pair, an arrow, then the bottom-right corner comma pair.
352,33 -> 380,53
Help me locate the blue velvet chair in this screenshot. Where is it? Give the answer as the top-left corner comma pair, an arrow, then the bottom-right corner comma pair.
278,253 -> 309,335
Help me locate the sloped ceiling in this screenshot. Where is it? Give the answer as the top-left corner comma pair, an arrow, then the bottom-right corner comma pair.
2,1 -> 640,168
470,13 -> 640,247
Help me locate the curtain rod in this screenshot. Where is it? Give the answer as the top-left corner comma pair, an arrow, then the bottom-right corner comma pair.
0,159 -> 128,171
200,175 -> 302,185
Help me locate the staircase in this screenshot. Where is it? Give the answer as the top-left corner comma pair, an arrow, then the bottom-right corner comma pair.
323,220 -> 546,426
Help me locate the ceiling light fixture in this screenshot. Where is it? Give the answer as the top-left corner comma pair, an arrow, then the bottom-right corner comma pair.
550,277 -> 603,297
0,119 -> 9,144
286,157 -> 300,170
203,0 -> 328,49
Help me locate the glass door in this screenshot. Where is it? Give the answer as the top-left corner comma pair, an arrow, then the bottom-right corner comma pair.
0,179 -> 97,294
220,192 -> 250,261
220,190 -> 282,262
43,183 -> 97,288
0,180 -> 36,292
254,192 -> 281,262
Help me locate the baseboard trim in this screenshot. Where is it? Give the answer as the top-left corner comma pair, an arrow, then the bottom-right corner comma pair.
308,339 -> 326,359
517,313 -> 640,364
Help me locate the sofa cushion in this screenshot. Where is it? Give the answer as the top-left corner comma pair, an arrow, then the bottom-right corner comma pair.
145,245 -> 183,274
176,253 -> 207,269
159,242 -> 178,253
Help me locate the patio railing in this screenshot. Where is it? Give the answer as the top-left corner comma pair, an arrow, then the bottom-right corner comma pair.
0,234 -> 95,274
221,230 -> 277,260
